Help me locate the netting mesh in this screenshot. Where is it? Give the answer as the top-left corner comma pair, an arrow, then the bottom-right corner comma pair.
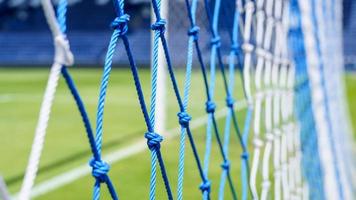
6,0 -> 355,200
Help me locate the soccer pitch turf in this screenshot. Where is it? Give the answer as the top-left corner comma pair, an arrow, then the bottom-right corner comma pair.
0,68 -> 355,199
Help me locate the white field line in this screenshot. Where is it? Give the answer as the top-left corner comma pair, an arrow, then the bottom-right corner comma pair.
13,101 -> 247,199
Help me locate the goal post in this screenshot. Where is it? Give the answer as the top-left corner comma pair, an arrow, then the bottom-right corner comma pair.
151,0 -> 168,134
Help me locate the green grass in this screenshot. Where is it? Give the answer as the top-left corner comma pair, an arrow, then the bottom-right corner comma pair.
0,67 -> 247,199
345,73 -> 356,138
0,68 -> 354,199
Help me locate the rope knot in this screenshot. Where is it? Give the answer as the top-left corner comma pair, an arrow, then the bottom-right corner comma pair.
145,132 -> 163,150
151,19 -> 166,34
54,34 -> 74,66
188,26 -> 200,41
199,180 -> 211,193
221,160 -> 230,170
211,36 -> 221,47
241,152 -> 249,160
226,96 -> 235,108
205,101 -> 216,113
89,158 -> 110,183
177,112 -> 192,127
111,14 -> 130,36
242,43 -> 254,53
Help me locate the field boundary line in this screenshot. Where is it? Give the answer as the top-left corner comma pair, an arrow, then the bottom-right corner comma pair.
13,101 -> 247,199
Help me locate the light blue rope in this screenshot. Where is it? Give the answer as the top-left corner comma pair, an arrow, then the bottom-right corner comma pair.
241,107 -> 252,200
202,0 -> 241,199
95,29 -> 120,156
218,4 -> 238,199
148,0 -> 174,199
56,0 -> 119,199
203,0 -> 221,182
93,28 -> 121,200
176,1 -> 197,199
288,0 -> 325,198
148,14 -> 160,200
57,0 -> 67,33
150,0 -> 211,198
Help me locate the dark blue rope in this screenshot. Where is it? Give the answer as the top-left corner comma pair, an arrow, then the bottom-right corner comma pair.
203,0 -> 247,155
56,1 -> 119,199
62,68 -> 119,199
149,0 -> 216,199
183,0 -> 243,199
109,0 -> 173,199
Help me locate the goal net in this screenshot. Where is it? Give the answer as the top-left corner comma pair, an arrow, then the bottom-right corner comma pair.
1,0 -> 354,199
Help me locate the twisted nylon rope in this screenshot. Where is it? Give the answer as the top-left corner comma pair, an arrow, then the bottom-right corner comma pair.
95,0 -> 175,200
318,0 -> 354,198
203,1 -> 249,188
288,0 -> 324,198
90,12 -> 126,200
218,2 -> 249,200
220,1 -> 254,199
18,0 -> 73,199
271,1 -> 296,199
298,0 -> 346,198
146,0 -> 170,198
204,0 -> 258,199
54,0 -> 121,199
150,0 -> 217,199
270,0 -> 287,199
101,1 -> 174,200
182,0 -> 246,199
281,2 -> 305,198
258,1 -> 277,199
236,2 -> 258,199
18,1 -> 115,199
176,0 -> 198,199
233,3 -> 254,198
311,0 -> 344,198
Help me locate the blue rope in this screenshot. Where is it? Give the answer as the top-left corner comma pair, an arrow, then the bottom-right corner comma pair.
176,1 -> 198,199
57,0 -> 67,33
93,27 -> 121,200
288,0 -> 325,198
203,0 -> 247,154
241,108 -> 252,200
62,68 -> 119,200
108,1 -> 175,200
311,0 -> 344,198
218,3 -> 239,200
183,0 -> 249,199
224,3 -> 252,200
149,0 -> 214,199
55,1 -> 119,199
203,0 -> 249,199
147,3 -> 163,198
62,67 -> 119,200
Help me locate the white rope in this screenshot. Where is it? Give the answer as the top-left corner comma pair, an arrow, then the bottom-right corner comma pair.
298,0 -> 340,199
315,0 -> 354,198
242,1 -> 262,199
272,1 -> 293,199
18,1 -> 73,199
260,0 -> 275,199
18,62 -> 62,200
242,0 -> 255,106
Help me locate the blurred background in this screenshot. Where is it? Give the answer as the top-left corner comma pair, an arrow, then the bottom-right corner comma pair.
0,0 -> 355,68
